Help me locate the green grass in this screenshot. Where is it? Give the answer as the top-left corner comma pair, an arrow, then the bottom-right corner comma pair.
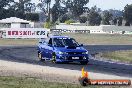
62,33 -> 132,45
101,50 -> 132,63
0,76 -> 81,88
1,33 -> 132,45
0,39 -> 38,46
0,76 -> 126,88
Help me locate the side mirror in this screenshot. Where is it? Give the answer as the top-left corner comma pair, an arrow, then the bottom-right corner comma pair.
80,44 -> 83,46
39,42 -> 42,44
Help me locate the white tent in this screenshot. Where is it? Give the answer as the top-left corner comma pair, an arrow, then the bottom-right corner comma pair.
0,17 -> 30,23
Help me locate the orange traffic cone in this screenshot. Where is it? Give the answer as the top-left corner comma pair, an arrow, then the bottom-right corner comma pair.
79,67 -> 91,86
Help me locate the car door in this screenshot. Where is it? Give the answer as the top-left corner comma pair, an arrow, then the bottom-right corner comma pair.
39,39 -> 48,58
41,38 -> 50,59
47,38 -> 54,59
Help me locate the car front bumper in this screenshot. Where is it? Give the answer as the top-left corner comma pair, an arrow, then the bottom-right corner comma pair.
55,54 -> 89,62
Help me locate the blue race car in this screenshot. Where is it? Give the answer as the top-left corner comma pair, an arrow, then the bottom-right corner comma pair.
37,36 -> 89,65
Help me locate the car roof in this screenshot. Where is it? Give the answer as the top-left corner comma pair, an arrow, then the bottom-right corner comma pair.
50,36 -> 70,38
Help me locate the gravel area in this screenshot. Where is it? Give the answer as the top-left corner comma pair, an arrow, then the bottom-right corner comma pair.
0,60 -> 132,84
0,60 -> 80,84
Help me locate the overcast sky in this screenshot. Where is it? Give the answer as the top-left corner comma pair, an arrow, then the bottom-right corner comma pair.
15,0 -> 132,10
87,0 -> 132,10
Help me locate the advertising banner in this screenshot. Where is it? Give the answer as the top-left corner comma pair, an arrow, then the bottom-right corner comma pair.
5,28 -> 48,38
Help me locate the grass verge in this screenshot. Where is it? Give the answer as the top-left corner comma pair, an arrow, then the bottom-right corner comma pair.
100,50 -> 132,64
62,33 -> 132,45
0,76 -> 81,88
0,39 -> 38,46
1,33 -> 132,45
0,76 -> 126,88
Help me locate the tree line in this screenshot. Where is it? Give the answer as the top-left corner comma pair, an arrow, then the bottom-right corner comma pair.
0,0 -> 39,21
38,0 -> 132,26
0,0 -> 132,26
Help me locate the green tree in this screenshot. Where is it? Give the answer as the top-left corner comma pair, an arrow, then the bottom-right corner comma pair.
117,17 -> 123,26
60,14 -> 70,23
44,21 -> 52,28
14,0 -> 33,19
0,0 -> 14,19
37,3 -> 46,13
112,18 -> 117,25
38,0 -> 51,21
125,21 -> 130,26
65,19 -> 75,24
65,0 -> 89,19
0,0 -> 14,9
15,0 -> 31,13
51,2 -> 60,23
25,13 -> 39,21
25,3 -> 36,12
5,8 -> 15,18
124,4 -> 132,25
88,6 -> 102,26
79,16 -> 87,23
102,11 -> 113,25
51,0 -> 67,23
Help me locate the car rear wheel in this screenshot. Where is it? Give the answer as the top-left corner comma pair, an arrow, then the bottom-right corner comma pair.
80,61 -> 88,65
38,52 -> 44,61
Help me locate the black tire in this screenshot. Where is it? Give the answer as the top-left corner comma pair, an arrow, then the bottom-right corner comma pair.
80,61 -> 88,65
37,51 -> 40,57
52,53 -> 56,63
38,52 -> 43,61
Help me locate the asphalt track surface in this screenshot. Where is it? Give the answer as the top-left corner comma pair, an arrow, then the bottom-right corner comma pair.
0,45 -> 132,78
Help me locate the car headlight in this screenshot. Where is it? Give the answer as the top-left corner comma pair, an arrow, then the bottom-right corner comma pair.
82,51 -> 88,54
58,51 -> 68,55
58,51 -> 63,54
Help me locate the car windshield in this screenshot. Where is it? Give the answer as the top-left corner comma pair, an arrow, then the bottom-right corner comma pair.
53,38 -> 79,47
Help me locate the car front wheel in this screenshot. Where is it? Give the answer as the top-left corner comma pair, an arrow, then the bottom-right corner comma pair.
52,53 -> 56,63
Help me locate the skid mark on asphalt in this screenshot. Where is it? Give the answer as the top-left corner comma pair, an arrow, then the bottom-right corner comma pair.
0,46 -> 132,77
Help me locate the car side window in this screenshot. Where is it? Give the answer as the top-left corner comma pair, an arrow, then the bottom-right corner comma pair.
41,38 -> 49,45
48,38 -> 52,45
